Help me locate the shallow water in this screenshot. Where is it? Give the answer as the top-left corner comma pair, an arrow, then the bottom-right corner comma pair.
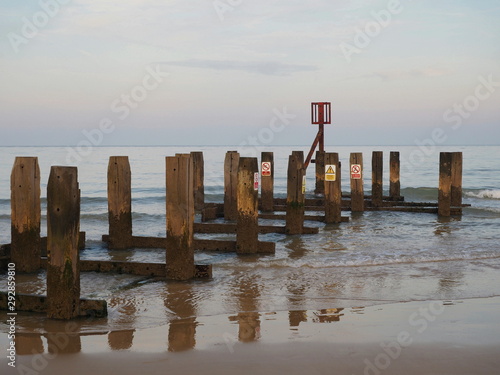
0,145 -> 499,354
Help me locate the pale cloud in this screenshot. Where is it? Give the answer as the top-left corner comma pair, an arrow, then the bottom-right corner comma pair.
157,59 -> 318,76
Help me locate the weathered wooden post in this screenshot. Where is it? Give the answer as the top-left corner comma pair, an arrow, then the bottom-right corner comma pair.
438,152 -> 452,217
350,153 -> 364,212
191,151 -> 205,212
224,151 -> 240,221
314,150 -> 325,195
10,157 -> 41,272
451,152 -> 463,208
166,155 -> 195,280
260,152 -> 274,212
324,153 -> 342,223
47,166 -> 80,319
107,156 -> 132,249
389,151 -> 400,199
372,151 -> 383,207
236,157 -> 259,254
286,151 -> 305,234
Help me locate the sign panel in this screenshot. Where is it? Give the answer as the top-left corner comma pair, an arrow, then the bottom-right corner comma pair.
302,175 -> 306,194
351,164 -> 362,179
254,172 -> 259,190
261,162 -> 271,177
325,164 -> 336,182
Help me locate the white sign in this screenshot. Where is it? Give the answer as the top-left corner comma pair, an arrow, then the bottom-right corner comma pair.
261,162 -> 271,177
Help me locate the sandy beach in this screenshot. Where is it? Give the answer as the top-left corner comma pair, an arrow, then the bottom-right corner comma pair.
2,296 -> 499,375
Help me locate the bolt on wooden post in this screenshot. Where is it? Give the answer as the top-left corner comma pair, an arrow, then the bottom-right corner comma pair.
389,151 -> 400,199
10,157 -> 41,272
47,166 -> 81,319
166,155 -> 195,280
191,151 -> 205,212
314,150 -> 325,195
372,151 -> 383,207
236,157 -> 259,254
324,153 -> 342,223
438,152 -> 453,217
451,152 -> 463,208
107,156 -> 132,249
350,153 -> 364,212
260,152 -> 274,212
286,151 -> 305,234
224,151 -> 240,221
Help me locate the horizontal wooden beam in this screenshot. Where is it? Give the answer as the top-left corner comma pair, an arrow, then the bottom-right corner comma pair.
0,291 -> 107,317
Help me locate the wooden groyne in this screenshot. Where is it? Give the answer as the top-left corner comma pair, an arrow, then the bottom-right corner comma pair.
1,150 -> 467,319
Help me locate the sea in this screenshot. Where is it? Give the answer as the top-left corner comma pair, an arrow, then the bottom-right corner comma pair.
0,145 -> 499,350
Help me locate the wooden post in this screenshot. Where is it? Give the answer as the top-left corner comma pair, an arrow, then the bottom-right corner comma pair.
10,157 -> 41,272
191,151 -> 205,212
451,152 -> 463,208
236,157 -> 259,254
286,151 -> 305,234
260,152 -> 274,212
438,152 -> 452,217
372,151 -> 383,207
389,151 -> 400,199
166,155 -> 195,280
107,156 -> 132,249
324,153 -> 342,223
350,153 -> 364,212
224,151 -> 240,221
47,166 -> 80,320
314,150 -> 325,195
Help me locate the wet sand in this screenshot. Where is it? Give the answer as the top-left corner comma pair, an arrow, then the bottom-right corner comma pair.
2,297 -> 500,375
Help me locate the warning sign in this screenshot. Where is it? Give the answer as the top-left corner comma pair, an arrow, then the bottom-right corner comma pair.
302,175 -> 306,194
261,162 -> 271,177
254,172 -> 259,190
351,164 -> 362,179
325,164 -> 336,182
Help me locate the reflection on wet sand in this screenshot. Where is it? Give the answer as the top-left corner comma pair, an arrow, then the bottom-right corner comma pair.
44,319 -> 81,354
164,282 -> 198,352
108,296 -> 137,350
15,334 -> 44,355
228,274 -> 262,343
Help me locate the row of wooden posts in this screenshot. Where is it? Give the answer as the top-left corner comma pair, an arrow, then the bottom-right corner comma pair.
1,150 -> 463,319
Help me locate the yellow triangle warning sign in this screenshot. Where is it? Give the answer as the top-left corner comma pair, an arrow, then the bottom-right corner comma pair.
326,166 -> 334,174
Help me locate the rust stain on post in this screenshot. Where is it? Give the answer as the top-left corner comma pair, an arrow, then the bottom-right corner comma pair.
166,155 -> 195,280
260,152 -> 274,212
389,151 -> 400,198
324,153 -> 342,223
372,151 -> 383,207
438,152 -> 452,217
107,156 -> 132,249
224,151 -> 240,221
10,157 -> 41,272
236,157 -> 259,254
47,166 -> 81,319
350,153 -> 364,212
191,151 -> 205,212
314,150 -> 325,195
286,151 -> 305,234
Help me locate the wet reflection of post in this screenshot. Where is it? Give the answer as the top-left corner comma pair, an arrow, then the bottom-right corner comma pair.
44,320 -> 82,354
165,283 -> 198,352
108,296 -> 137,350
15,334 -> 44,355
229,276 -> 261,342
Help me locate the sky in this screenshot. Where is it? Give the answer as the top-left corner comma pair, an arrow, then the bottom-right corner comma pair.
0,0 -> 499,147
